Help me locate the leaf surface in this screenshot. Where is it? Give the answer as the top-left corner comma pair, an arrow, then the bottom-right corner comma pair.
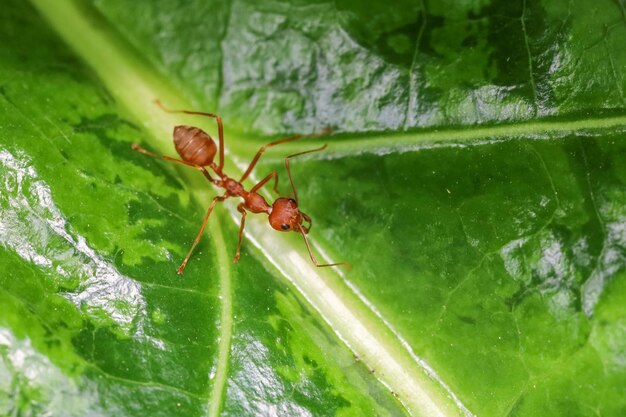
2,0 -> 626,416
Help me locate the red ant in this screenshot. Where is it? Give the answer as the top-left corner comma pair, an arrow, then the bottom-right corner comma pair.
132,101 -> 349,274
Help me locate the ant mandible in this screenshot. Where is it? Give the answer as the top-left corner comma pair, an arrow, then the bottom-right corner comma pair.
132,100 -> 349,274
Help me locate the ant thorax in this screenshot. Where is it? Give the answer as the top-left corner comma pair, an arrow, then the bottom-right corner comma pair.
221,178 -> 245,196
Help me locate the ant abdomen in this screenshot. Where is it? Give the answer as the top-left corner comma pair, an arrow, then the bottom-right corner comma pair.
174,125 -> 217,166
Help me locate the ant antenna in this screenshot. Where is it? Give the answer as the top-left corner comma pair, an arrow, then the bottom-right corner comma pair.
285,144 -> 327,202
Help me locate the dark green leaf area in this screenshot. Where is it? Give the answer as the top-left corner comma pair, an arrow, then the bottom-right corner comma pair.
274,135 -> 626,416
90,0 -> 229,110
223,246 -> 406,416
92,0 -> 626,133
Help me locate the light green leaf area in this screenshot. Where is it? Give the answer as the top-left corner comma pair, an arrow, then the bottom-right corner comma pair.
1,0 -> 626,416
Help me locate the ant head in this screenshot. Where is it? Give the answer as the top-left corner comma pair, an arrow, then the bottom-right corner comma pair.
269,198 -> 308,233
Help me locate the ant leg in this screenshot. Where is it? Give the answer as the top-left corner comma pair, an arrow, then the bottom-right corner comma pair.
239,135 -> 301,183
239,127 -> 332,183
298,228 -> 352,269
155,100 -> 226,174
131,143 -> 217,183
284,144 -> 327,202
233,203 -> 247,263
250,171 -> 280,195
177,195 -> 227,275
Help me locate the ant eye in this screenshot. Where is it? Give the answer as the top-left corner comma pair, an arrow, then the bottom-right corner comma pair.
281,224 -> 290,230
288,198 -> 297,203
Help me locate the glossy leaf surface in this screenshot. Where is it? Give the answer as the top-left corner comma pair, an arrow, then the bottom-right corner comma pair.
2,0 -> 626,416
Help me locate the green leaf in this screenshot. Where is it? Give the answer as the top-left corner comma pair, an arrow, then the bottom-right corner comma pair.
2,0 -> 626,416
